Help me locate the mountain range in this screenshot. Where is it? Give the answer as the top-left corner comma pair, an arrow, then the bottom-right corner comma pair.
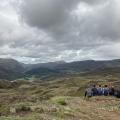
0,58 -> 120,80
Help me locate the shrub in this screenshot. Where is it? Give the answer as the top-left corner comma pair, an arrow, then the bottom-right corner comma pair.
52,97 -> 67,106
57,99 -> 67,105
0,105 -> 10,115
15,103 -> 31,113
16,106 -> 31,112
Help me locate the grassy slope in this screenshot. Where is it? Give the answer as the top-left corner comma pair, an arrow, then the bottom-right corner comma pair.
0,96 -> 119,120
0,72 -> 120,120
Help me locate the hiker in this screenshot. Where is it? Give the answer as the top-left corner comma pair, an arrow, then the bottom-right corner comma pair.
92,85 -> 98,96
97,85 -> 103,96
85,87 -> 93,99
103,85 -> 109,96
109,86 -> 115,96
114,89 -> 120,98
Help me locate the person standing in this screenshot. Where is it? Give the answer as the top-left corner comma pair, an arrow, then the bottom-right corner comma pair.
92,85 -> 98,96
114,89 -> 120,98
97,85 -> 103,96
109,86 -> 115,96
85,87 -> 93,99
103,85 -> 109,96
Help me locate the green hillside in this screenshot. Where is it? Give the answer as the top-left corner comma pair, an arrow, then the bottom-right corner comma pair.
0,72 -> 120,119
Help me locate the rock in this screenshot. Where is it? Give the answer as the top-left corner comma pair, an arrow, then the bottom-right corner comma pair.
10,107 -> 16,114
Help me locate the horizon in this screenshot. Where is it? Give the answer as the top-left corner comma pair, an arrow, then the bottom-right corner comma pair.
0,57 -> 120,64
0,0 -> 120,63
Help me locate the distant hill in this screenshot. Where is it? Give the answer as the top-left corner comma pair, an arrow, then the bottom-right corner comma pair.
24,59 -> 120,80
25,67 -> 63,80
25,59 -> 120,73
0,58 -> 120,80
82,66 -> 120,77
55,59 -> 120,72
23,61 -> 66,71
0,58 -> 24,80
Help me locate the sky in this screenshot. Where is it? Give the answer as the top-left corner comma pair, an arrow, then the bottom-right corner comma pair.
0,0 -> 120,63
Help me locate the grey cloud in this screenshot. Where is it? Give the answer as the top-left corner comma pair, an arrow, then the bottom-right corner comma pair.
0,0 -> 120,63
19,0 -> 105,29
18,0 -> 118,44
81,0 -> 120,40
19,0 -> 80,29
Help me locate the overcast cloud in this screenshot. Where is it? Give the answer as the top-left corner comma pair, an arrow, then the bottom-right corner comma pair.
0,0 -> 120,63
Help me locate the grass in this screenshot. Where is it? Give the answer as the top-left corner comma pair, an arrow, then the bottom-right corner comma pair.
0,104 -> 10,115
51,96 -> 67,106
13,103 -> 32,113
0,73 -> 119,119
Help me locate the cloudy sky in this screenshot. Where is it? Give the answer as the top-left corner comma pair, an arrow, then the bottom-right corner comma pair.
0,0 -> 120,63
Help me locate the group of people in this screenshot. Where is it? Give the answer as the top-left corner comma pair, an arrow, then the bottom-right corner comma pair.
85,85 -> 120,98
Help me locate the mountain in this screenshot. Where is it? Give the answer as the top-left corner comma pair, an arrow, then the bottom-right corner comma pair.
23,61 -> 66,71
24,59 -> 120,79
55,59 -> 120,73
0,58 -> 24,80
25,59 -> 120,73
0,58 -> 120,80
